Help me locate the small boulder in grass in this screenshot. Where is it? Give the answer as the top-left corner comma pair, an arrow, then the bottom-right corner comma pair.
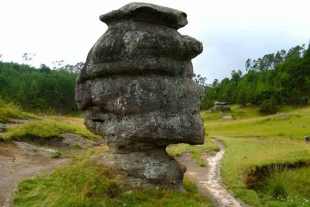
223,115 -> 234,120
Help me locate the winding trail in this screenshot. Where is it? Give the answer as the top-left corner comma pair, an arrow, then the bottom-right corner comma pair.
177,138 -> 245,207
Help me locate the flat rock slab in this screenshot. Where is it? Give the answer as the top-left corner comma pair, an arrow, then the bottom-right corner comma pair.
61,133 -> 98,148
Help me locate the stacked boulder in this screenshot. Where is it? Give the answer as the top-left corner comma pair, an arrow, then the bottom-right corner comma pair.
75,2 -> 205,191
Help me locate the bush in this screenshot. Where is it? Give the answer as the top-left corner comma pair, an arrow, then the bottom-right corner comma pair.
0,96 -> 5,107
272,182 -> 288,200
259,97 -> 279,114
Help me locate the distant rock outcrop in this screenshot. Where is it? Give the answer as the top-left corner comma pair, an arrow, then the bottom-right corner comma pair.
75,2 -> 204,191
223,115 -> 234,120
207,101 -> 230,112
213,101 -> 230,110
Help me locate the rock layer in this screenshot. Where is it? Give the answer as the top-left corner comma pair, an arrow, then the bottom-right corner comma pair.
75,2 -> 204,191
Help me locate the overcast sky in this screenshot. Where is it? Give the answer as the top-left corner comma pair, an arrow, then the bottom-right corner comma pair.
1,0 -> 310,82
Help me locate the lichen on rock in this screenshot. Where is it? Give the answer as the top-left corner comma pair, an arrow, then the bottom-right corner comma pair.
75,2 -> 204,191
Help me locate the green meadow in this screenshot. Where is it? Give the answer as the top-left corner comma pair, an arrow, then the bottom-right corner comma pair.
202,105 -> 310,140
0,104 -> 98,142
2,102 -> 310,206
168,105 -> 310,206
203,105 -> 310,206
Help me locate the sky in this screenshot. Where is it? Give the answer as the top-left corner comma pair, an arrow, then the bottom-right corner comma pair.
1,0 -> 310,82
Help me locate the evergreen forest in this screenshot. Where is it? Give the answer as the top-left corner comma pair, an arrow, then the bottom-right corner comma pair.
0,61 -> 82,113
201,43 -> 310,113
0,43 -> 310,114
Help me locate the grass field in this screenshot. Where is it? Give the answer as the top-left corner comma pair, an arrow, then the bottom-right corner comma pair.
0,103 -> 38,123
13,147 -> 212,207
167,138 -> 219,166
3,102 -> 310,206
204,105 -> 310,140
219,137 -> 310,206
1,118 -> 98,142
0,103 -> 98,142
202,105 -> 310,206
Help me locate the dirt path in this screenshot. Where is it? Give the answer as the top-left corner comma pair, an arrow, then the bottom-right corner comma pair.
177,139 -> 245,207
0,142 -> 69,207
0,118 -> 102,207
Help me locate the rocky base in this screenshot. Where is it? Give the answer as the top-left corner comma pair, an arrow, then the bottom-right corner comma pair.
92,149 -> 186,192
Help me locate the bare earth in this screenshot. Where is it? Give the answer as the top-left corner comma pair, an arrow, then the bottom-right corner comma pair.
0,142 -> 69,207
177,139 -> 246,207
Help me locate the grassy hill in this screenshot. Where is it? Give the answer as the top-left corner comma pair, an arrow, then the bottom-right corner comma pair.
0,103 -> 97,142
202,105 -> 310,140
204,105 -> 310,206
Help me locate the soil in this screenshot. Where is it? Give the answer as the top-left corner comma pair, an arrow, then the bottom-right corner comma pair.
176,138 -> 246,207
0,119 -> 104,207
0,142 -> 69,207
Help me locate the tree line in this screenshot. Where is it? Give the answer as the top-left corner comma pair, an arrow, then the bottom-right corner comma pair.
1,42 -> 309,114
0,61 -> 82,113
200,43 -> 310,113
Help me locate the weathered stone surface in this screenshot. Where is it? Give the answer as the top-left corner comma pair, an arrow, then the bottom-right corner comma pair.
93,149 -> 186,191
99,2 -> 188,29
75,2 -> 204,191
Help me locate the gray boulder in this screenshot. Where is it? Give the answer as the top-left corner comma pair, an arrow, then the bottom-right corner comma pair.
75,2 -> 204,191
223,115 -> 234,120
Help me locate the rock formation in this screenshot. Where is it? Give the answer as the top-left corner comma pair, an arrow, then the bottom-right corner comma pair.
75,2 -> 204,191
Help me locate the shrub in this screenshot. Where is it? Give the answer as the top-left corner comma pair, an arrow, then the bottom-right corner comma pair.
259,97 -> 279,114
272,182 -> 288,200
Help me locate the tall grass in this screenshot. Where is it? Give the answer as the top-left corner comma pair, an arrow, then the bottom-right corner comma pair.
0,103 -> 99,142
254,167 -> 310,206
14,147 -> 212,207
0,102 -> 38,123
220,137 -> 310,206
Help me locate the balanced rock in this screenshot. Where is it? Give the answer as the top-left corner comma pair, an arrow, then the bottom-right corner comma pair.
75,2 -> 205,191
